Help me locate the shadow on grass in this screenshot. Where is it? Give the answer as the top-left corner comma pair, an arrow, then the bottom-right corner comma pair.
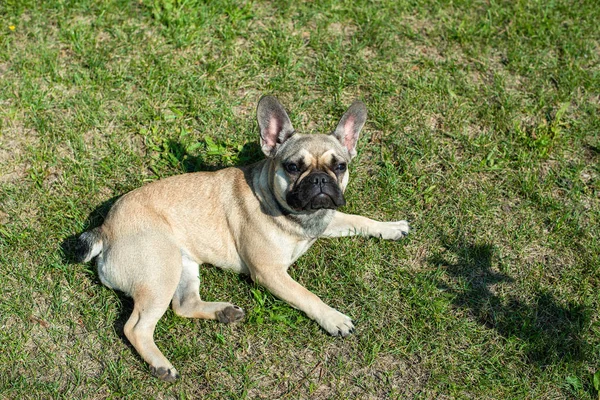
157,138 -> 264,174
429,237 -> 591,367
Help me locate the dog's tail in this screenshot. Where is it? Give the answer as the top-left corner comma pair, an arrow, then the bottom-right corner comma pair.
75,227 -> 104,263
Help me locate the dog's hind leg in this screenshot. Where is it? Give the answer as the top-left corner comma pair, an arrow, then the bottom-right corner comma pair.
171,254 -> 245,323
124,286 -> 180,381
114,236 -> 182,382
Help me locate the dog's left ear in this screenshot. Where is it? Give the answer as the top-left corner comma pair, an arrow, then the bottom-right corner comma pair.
331,100 -> 367,159
257,95 -> 295,157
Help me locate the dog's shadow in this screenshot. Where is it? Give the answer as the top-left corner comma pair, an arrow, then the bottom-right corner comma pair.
60,140 -> 264,348
428,236 -> 591,367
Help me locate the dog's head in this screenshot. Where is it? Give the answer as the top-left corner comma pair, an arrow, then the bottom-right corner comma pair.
257,96 -> 367,213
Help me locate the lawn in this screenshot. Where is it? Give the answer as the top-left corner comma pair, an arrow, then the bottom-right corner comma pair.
0,0 -> 598,398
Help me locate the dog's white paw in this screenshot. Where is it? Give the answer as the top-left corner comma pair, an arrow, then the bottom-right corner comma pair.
377,220 -> 410,240
317,308 -> 355,337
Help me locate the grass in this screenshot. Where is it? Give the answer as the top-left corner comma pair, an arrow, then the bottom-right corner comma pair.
0,0 -> 599,398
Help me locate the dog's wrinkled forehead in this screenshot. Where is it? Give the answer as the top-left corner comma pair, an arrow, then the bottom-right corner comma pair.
278,134 -> 349,165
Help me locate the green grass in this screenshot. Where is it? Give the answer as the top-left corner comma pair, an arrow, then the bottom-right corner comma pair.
1,0 -> 599,398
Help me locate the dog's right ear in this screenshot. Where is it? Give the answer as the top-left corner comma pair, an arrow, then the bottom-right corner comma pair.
257,95 -> 295,157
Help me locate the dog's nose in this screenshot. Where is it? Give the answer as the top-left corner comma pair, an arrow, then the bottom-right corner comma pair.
309,173 -> 332,186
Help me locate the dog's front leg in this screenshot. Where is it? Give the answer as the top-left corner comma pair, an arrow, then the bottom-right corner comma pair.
251,268 -> 355,337
322,211 -> 409,240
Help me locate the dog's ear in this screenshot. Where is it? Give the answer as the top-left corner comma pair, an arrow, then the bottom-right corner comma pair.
257,96 -> 295,157
331,100 -> 367,159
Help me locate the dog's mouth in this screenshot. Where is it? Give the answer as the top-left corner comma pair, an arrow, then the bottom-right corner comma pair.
286,173 -> 346,212
288,192 -> 345,211
308,193 -> 339,210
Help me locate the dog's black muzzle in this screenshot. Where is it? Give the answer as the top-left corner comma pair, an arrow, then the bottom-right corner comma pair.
286,172 -> 346,211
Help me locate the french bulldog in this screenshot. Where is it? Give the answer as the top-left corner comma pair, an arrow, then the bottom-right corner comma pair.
76,96 -> 409,381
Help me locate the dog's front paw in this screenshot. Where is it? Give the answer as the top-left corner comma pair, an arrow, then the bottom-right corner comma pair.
317,308 -> 355,337
377,220 -> 410,240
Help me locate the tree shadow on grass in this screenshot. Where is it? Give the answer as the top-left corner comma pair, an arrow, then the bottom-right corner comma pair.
429,237 -> 591,367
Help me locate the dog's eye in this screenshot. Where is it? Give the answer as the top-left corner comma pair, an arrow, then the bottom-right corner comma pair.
285,163 -> 299,173
335,163 -> 347,172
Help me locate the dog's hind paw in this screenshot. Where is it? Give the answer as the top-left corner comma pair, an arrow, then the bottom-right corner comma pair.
216,305 -> 245,323
151,366 -> 180,382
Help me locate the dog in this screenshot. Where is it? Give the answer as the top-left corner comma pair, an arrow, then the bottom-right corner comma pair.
76,96 -> 410,381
